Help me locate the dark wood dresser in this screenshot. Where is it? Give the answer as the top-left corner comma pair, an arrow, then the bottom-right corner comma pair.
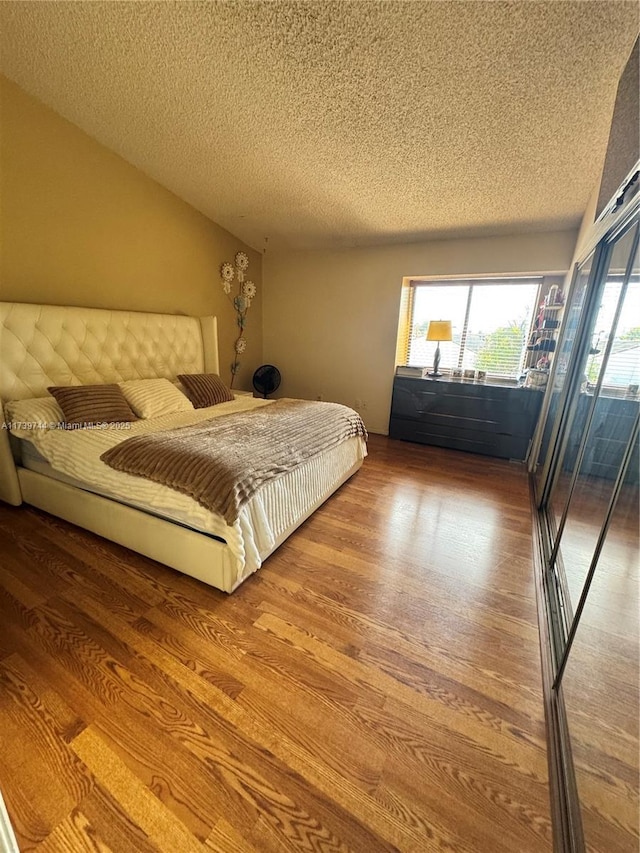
389,376 -> 544,460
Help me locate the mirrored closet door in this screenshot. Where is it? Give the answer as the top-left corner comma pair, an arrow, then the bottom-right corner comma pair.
547,222 -> 639,621
559,421 -> 639,853
532,188 -> 639,853
535,251 -> 595,505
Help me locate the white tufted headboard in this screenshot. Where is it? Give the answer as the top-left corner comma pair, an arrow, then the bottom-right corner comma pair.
0,302 -> 219,504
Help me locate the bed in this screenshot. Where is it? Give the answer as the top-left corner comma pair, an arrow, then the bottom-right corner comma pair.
0,302 -> 366,592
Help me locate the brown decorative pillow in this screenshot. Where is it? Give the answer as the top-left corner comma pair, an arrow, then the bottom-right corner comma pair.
178,373 -> 234,408
47,384 -> 138,427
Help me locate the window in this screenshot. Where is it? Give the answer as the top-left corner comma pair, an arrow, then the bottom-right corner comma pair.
400,277 -> 544,380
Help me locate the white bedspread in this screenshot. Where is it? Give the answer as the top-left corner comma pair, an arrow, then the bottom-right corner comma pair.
9,397 -> 367,586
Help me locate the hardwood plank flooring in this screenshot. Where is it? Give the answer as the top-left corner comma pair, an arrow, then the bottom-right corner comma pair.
0,435 -> 552,852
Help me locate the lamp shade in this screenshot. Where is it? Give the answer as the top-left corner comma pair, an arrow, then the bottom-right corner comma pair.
426,320 -> 453,342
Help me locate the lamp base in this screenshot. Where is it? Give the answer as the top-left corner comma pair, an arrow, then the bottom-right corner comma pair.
429,343 -> 442,378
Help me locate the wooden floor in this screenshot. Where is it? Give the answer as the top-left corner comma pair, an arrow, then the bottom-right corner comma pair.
0,435 -> 552,852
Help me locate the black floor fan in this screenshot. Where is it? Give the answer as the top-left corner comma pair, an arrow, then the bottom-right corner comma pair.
252,365 -> 281,398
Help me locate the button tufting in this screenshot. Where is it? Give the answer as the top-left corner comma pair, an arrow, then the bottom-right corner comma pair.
1,303 -> 206,401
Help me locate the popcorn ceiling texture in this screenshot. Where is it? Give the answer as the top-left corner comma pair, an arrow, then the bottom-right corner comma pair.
0,1 -> 637,250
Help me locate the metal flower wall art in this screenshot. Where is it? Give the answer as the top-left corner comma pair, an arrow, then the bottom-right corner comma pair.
221,252 -> 256,387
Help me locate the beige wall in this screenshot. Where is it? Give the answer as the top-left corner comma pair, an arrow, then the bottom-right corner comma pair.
264,230 -> 578,433
0,76 -> 261,389
570,184 -> 599,269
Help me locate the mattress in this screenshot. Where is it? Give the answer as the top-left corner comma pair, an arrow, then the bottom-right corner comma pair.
12,397 -> 367,584
19,440 -> 228,540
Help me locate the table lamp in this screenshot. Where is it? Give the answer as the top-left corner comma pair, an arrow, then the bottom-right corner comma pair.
426,320 -> 453,377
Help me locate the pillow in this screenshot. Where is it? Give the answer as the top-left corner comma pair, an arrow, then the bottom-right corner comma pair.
178,373 -> 234,408
4,396 -> 64,433
119,378 -> 193,419
47,384 -> 137,426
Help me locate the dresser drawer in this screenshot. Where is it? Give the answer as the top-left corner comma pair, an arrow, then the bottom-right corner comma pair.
389,416 -> 531,459
389,377 -> 542,459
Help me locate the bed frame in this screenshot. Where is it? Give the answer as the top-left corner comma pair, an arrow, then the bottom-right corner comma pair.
0,302 -> 362,592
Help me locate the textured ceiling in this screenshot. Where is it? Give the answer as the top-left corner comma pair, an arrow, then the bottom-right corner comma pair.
1,1 -> 638,250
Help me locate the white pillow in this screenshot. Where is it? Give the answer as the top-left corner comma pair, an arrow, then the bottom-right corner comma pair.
4,396 -> 64,436
119,378 -> 193,419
